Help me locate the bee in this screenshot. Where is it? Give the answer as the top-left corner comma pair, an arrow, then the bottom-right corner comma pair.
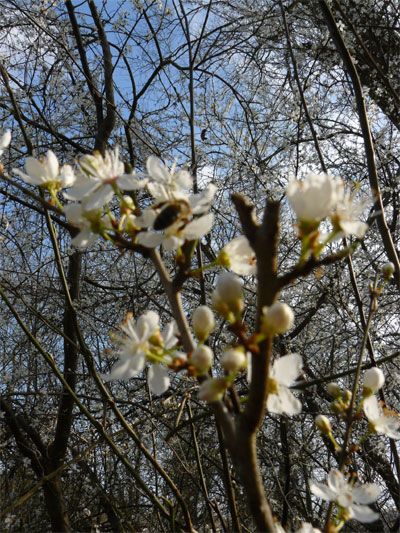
153,200 -> 191,231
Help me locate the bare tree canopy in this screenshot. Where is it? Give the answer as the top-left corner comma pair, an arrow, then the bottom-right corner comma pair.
0,1 -> 399,532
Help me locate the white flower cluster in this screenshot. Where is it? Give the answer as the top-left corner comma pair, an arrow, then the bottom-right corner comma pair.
287,173 -> 368,239
102,311 -> 185,395
310,469 -> 380,524
13,148 -> 216,251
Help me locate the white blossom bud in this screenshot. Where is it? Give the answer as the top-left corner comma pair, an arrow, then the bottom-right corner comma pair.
261,302 -> 294,335
327,382 -> 342,399
221,348 -> 246,373
192,306 -> 215,342
381,262 -> 395,280
212,272 -> 244,318
215,272 -> 243,304
315,415 -> 332,435
191,345 -> 213,374
198,377 -> 227,402
363,367 -> 385,395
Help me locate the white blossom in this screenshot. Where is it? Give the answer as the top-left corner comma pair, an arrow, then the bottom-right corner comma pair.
286,173 -> 338,222
310,469 -> 380,523
102,311 -> 160,382
14,151 -> 75,190
102,312 -> 179,396
146,156 -> 193,202
331,183 -> 368,238
64,203 -> 107,249
363,395 -> 400,440
219,235 -> 256,275
267,353 -> 302,415
65,147 -> 146,210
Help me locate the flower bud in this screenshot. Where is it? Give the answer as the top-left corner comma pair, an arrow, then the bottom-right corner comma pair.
191,345 -> 213,374
198,377 -> 227,402
363,367 -> 385,395
212,272 -> 244,319
327,382 -> 342,399
261,302 -> 294,336
315,415 -> 332,435
215,272 -> 243,304
121,195 -> 135,214
192,306 -> 215,342
221,347 -> 246,373
382,262 -> 395,281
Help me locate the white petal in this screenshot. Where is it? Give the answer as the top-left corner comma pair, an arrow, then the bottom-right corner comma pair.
162,322 -> 178,349
353,484 -> 380,505
85,185 -> 114,210
340,220 -> 368,238
117,174 -> 148,190
64,181 -> 99,201
148,365 -> 170,395
64,203 -> 84,225
271,353 -> 302,386
71,228 -> 96,249
183,213 -> 214,240
309,481 -> 336,502
146,156 -> 169,182
147,182 -> 169,202
267,386 -> 302,415
60,165 -> 76,188
175,170 -> 193,189
102,355 -> 144,382
163,235 -> 183,250
46,150 -> 59,178
135,208 -> 158,228
24,158 -> 45,183
363,396 -> 381,421
327,470 -> 347,495
0,130 -> 11,149
136,231 -> 164,248
351,504 -> 379,523
137,311 -> 159,340
13,168 -> 43,185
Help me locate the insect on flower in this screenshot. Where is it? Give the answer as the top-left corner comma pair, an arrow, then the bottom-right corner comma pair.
153,199 -> 191,230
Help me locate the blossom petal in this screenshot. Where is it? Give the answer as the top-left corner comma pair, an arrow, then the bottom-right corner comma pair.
351,504 -> 379,523
84,184 -> 114,210
183,213 -> 214,240
353,484 -> 381,505
146,156 -> 169,182
24,158 -> 46,184
71,228 -> 97,249
46,150 -> 59,178
363,395 -> 381,421
102,355 -> 144,381
148,364 -> 170,395
136,231 -> 164,248
327,470 -> 347,495
267,386 -> 302,415
309,481 -> 336,502
271,353 -> 302,386
117,174 -> 148,190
